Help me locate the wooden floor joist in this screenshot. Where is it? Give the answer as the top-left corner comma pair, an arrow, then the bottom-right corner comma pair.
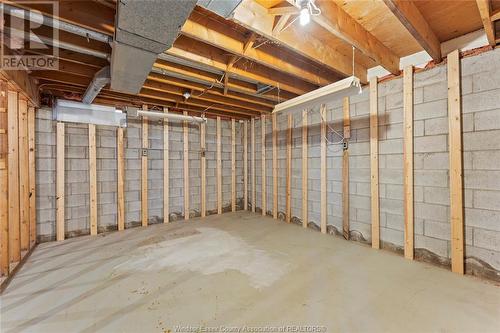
448,50 -> 464,275
8,91 -> 20,259
403,66 -> 414,259
18,98 -> 29,251
88,124 -> 97,235
117,127 -> 125,231
183,111 -> 190,220
217,116 -> 222,214
200,118 -> 206,218
28,107 -> 36,247
272,113 -> 278,219
164,107 -> 170,222
286,114 -> 292,223
320,104 -> 327,234
261,115 -> 266,216
141,106 -> 148,227
232,119 -> 236,212
370,78 -> 380,249
243,120 -> 248,211
251,117 -> 255,213
302,109 -> 308,228
56,122 -> 65,241
342,97 -> 350,240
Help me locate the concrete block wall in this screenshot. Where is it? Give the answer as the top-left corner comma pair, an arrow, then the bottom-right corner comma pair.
36,109 -> 243,241
249,48 -> 500,281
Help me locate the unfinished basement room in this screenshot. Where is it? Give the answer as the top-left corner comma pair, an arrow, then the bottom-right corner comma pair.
1,0 -> 500,331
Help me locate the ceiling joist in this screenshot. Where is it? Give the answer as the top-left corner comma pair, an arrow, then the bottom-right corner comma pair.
476,0 -> 496,46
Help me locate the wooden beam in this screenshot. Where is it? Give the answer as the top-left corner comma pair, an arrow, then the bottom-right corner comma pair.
117,127 -> 125,231
286,114 -> 292,223
141,106 -> 148,227
231,0 -> 368,82
261,114 -> 266,216
183,111 -> 190,220
0,70 -> 39,107
448,50 -> 464,274
272,113 -> 278,219
320,104 -> 327,234
370,78 -> 380,249
273,14 -> 291,35
342,97 -> 350,240
56,122 -> 65,241
8,91 -> 20,261
0,81 -> 9,275
244,120 -> 248,211
200,118 -> 206,218
476,0 -> 496,46
89,124 -> 97,236
232,119 -> 236,212
251,117 -> 256,213
491,7 -> 500,21
302,109 -> 308,228
28,107 -> 36,248
403,66 -> 414,259
383,0 -> 442,61
268,6 -> 298,16
217,116 -> 222,214
18,98 -> 29,251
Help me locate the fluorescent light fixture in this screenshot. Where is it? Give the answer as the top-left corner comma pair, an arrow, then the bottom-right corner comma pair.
54,99 -> 127,127
299,7 -> 310,26
272,76 -> 362,114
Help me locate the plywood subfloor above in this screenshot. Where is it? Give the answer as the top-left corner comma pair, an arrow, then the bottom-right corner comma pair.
1,212 -> 499,332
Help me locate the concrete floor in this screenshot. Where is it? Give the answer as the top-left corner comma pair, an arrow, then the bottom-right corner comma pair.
1,212 -> 499,333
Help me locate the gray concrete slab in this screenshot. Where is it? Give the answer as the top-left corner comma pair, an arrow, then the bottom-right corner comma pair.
1,211 -> 499,332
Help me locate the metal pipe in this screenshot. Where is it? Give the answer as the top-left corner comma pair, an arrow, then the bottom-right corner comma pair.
2,3 -> 112,44
137,110 -> 206,123
6,27 -> 110,60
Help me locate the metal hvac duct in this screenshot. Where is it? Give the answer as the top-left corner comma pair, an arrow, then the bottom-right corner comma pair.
82,66 -> 111,104
111,0 -> 198,94
197,0 -> 243,18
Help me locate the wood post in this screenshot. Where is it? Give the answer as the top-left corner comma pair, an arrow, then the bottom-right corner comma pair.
141,106 -> 148,227
302,109 -> 308,228
117,127 -> 125,231
403,66 -> 414,259
88,124 -> 97,235
286,114 -> 292,223
163,108 -> 170,222
370,78 -> 380,249
28,107 -> 36,247
200,119 -> 206,218
343,97 -> 350,240
18,98 -> 29,251
320,104 -> 327,234
217,116 -> 222,214
272,113 -> 278,219
0,81 -> 9,275
183,111 -> 189,220
251,117 -> 255,213
243,120 -> 248,211
261,115 -> 266,215
56,122 -> 65,241
447,49 -> 464,275
232,119 -> 236,212
8,91 -> 20,259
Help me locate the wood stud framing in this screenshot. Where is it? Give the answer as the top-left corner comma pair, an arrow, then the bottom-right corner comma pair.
261,115 -> 266,216
448,50 -> 464,275
272,113 -> 278,219
28,107 -> 36,247
141,105 -> 148,227
243,121 -> 248,211
370,78 -> 380,249
302,109 -> 308,228
8,91 -> 20,259
320,104 -> 327,234
286,114 -> 292,223
403,66 -> 414,259
56,122 -> 65,241
18,98 -> 29,251
117,127 -> 125,231
0,82 -> 8,275
89,124 -> 97,235
200,118 -> 206,218
183,111 -> 189,220
164,108 -> 170,222
232,119 -> 236,212
217,116 -> 222,214
342,98 -> 350,240
251,117 -> 255,213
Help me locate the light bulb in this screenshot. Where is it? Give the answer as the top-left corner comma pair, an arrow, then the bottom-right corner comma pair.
299,7 -> 310,26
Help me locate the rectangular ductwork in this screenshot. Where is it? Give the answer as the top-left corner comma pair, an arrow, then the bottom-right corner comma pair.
111,0 -> 197,94
197,0 -> 243,18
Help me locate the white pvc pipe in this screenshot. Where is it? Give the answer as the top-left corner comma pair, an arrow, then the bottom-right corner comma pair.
137,110 -> 206,123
